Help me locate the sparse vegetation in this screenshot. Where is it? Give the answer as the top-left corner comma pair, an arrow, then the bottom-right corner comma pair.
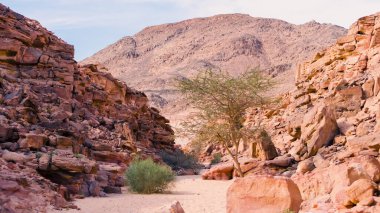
176,69 -> 273,177
74,153 -> 83,159
159,149 -> 201,171
35,152 -> 42,159
211,153 -> 222,164
125,158 -> 175,194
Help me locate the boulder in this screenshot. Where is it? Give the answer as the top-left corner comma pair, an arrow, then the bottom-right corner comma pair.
227,175 -> 302,213
342,179 -> 376,207
19,133 -> 47,150
202,163 -> 234,180
49,154 -> 97,174
300,104 -> 338,157
2,150 -> 26,163
249,130 -> 278,160
265,156 -> 293,167
296,158 -> 315,174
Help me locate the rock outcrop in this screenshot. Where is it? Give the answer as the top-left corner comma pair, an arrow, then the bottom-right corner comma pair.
0,4 -> 176,212
82,14 -> 346,143
241,11 -> 380,212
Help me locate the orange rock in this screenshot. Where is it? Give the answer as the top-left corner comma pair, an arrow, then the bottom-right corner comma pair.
227,175 -> 302,213
202,163 -> 234,180
19,133 -> 48,150
345,179 -> 376,206
301,104 -> 338,157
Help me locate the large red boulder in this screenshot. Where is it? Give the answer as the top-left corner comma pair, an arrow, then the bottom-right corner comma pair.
227,175 -> 303,213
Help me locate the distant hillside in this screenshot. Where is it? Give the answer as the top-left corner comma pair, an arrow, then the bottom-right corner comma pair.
82,14 -> 346,141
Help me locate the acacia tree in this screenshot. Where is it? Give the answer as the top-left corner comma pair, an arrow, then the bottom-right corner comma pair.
176,69 -> 272,177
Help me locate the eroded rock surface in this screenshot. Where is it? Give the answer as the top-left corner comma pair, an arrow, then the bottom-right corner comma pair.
225,12 -> 380,213
0,4 -> 177,212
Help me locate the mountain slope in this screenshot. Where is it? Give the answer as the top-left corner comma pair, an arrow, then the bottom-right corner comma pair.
82,14 -> 347,133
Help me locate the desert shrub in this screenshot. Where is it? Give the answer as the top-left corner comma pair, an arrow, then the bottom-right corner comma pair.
211,153 -> 222,164
125,158 -> 174,194
159,149 -> 201,171
176,69 -> 273,177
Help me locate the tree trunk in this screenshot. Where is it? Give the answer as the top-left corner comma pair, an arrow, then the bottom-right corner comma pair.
224,144 -> 244,177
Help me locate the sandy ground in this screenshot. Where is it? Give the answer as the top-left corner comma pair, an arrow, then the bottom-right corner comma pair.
49,175 -> 232,213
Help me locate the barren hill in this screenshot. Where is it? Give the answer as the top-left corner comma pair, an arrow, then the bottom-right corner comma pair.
82,14 -> 347,140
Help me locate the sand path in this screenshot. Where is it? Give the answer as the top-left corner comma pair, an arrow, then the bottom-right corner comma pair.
50,175 -> 232,213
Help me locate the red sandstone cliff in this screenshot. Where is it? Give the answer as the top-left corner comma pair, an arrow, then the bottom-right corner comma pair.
0,4 -> 176,212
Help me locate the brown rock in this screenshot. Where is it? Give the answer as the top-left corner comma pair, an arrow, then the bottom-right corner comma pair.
170,201 -> 185,213
347,163 -> 372,185
249,130 -> 278,160
56,136 -> 73,149
50,154 -> 96,174
345,179 -> 376,206
362,78 -> 375,98
333,86 -> 363,117
2,150 -> 26,163
296,158 -> 315,174
91,151 -> 129,164
20,133 -> 47,150
352,156 -> 380,182
301,104 -> 338,157
227,175 -> 302,213
265,156 -> 293,167
202,163 -> 234,180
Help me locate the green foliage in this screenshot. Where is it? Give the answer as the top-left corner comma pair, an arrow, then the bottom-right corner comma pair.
283,209 -> 295,213
159,150 -> 201,171
211,153 -> 222,164
176,69 -> 273,177
125,158 -> 175,194
177,69 -> 272,121
35,152 -> 42,159
74,153 -> 83,159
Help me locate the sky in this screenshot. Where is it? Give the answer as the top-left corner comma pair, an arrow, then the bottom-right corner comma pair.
2,0 -> 380,61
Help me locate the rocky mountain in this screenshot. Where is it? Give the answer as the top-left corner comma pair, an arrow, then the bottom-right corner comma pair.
82,14 -> 347,136
203,12 -> 380,212
0,4 -> 178,212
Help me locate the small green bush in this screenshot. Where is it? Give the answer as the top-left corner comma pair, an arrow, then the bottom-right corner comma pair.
125,158 -> 175,194
211,153 -> 222,164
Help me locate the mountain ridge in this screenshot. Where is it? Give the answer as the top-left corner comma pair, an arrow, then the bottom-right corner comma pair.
82,14 -> 347,138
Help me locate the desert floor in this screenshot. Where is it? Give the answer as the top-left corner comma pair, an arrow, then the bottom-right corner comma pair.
49,175 -> 232,213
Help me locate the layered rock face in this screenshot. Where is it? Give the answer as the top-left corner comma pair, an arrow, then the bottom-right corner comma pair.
82,14 -> 346,141
230,12 -> 380,212
0,4 -> 175,212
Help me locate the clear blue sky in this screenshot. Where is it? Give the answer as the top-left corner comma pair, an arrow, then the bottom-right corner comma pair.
3,0 -> 380,61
